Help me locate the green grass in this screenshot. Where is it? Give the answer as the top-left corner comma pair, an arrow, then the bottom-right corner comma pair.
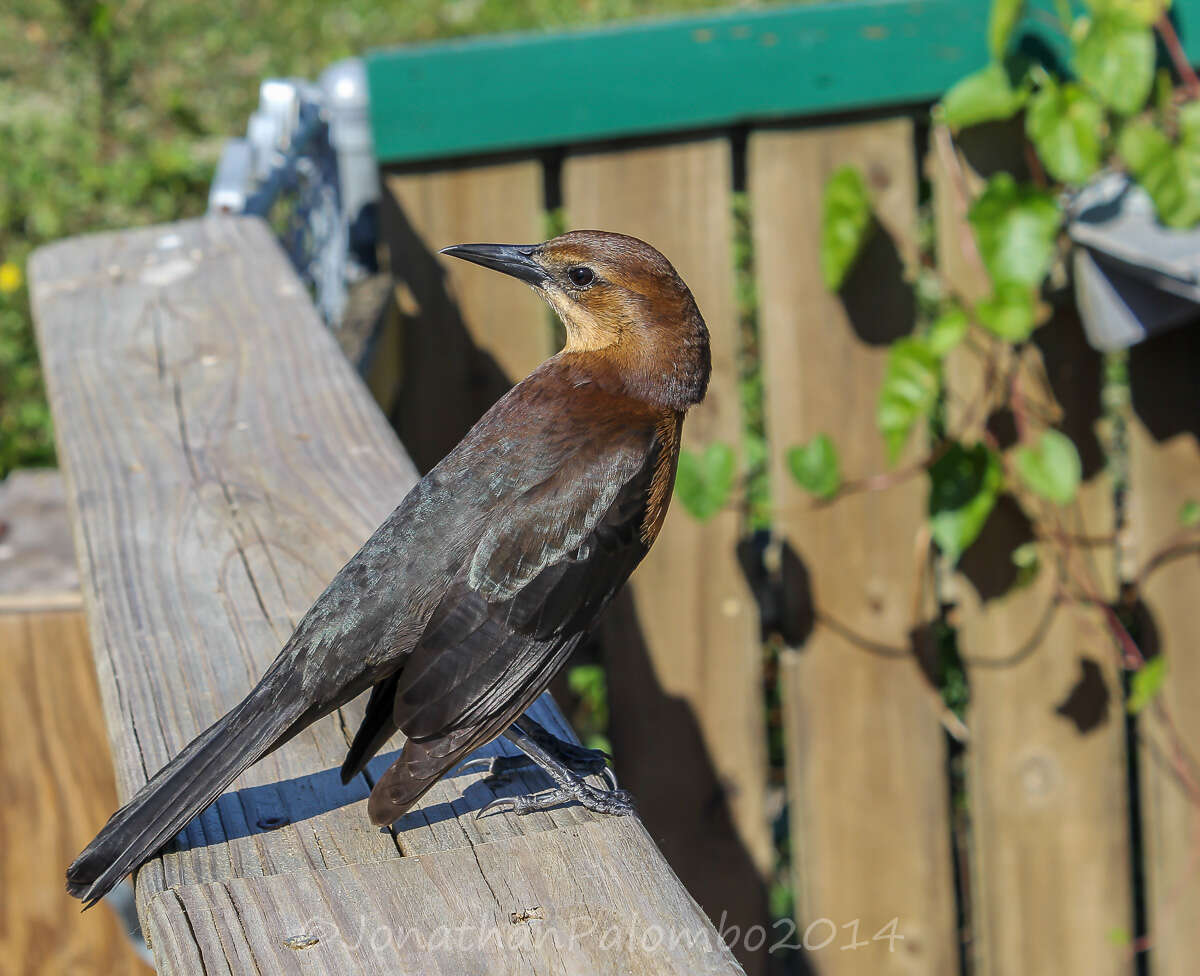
0,0 -> 785,476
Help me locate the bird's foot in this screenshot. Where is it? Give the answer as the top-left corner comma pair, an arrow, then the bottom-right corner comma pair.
477,774 -> 634,819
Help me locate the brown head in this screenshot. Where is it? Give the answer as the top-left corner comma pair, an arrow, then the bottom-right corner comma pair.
441,230 -> 710,411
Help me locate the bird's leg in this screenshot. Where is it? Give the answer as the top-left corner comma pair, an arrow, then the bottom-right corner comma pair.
476,722 -> 633,818
457,715 -> 612,780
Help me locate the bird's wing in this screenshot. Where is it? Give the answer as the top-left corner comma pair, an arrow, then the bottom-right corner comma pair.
359,403 -> 681,821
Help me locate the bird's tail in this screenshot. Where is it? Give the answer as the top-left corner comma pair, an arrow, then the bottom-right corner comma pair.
66,669 -> 315,908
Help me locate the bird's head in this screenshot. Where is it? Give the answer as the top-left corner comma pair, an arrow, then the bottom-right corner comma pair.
441,230 -> 710,410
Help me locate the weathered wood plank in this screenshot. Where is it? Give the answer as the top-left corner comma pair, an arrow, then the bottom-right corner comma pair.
30,218 -> 415,922
380,160 -> 552,472
146,818 -> 739,976
952,340 -> 1131,976
1,471 -> 151,975
932,127 -> 1133,975
1128,326 -> 1200,976
751,119 -> 957,976
0,609 -> 152,976
0,469 -> 81,610
563,138 -> 771,972
31,216 -> 739,973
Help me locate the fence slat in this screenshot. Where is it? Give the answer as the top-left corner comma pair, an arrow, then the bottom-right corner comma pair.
563,138 -> 772,972
751,118 -> 957,975
380,160 -> 551,472
1,469 -> 151,975
932,129 -> 1134,975
1128,327 -> 1200,976
950,339 -> 1131,976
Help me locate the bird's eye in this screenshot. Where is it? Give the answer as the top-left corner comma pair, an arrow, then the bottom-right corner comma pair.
567,266 -> 595,288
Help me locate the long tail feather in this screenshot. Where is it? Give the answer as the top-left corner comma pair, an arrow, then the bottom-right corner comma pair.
66,677 -> 313,908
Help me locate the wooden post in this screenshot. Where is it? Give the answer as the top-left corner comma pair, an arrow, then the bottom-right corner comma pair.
751,118 -> 958,976
563,137 -> 772,974
30,216 -> 743,974
378,160 -> 552,472
0,470 -> 151,975
1128,325 -> 1200,976
933,126 -> 1134,976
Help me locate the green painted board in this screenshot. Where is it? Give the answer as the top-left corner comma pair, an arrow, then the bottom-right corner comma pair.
365,0 -> 1200,164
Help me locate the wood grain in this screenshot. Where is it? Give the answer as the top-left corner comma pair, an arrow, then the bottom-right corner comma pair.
932,130 -> 1133,976
563,138 -> 771,972
0,468 -> 148,975
952,344 -> 1131,976
751,119 -> 957,976
381,160 -> 552,472
1128,326 -> 1200,976
0,470 -> 81,607
30,216 -> 739,973
0,607 -> 151,975
146,818 -> 739,976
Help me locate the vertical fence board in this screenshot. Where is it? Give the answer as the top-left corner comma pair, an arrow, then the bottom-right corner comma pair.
1,611 -> 152,976
0,471 -> 150,976
932,128 -> 1133,976
380,160 -> 551,471
1128,327 -> 1200,976
563,138 -> 771,972
750,118 -> 956,975
950,341 -> 1131,976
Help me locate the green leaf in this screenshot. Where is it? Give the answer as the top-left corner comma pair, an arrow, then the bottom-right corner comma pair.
940,62 -> 1028,129
1119,120 -> 1200,228
969,173 -> 1062,288
1016,429 -> 1083,504
990,0 -> 1026,59
878,338 -> 940,462
787,434 -> 842,499
1076,12 -> 1155,115
1086,0 -> 1170,27
1127,655 -> 1167,714
1179,100 -> 1200,146
929,443 -> 1004,563
675,443 -> 736,521
1011,540 -> 1041,588
976,284 -> 1038,340
1026,78 -> 1105,183
926,306 -> 970,357
1179,499 -> 1200,526
820,166 -> 873,291
1120,119 -> 1172,172
567,664 -> 607,703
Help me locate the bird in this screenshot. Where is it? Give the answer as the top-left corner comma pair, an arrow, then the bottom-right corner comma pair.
66,229 -> 711,907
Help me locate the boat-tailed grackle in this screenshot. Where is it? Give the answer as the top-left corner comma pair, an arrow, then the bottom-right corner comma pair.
67,230 -> 711,906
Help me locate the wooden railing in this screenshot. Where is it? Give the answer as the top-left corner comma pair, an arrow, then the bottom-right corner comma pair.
29,217 -> 741,974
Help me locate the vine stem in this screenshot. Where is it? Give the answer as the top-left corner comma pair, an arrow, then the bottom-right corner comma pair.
932,125 -> 992,291
1157,14 -> 1200,100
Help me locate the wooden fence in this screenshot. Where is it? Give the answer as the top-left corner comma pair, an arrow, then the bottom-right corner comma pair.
364,4 -> 1200,974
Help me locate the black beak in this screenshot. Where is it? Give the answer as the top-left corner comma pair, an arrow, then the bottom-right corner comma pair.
439,243 -> 547,286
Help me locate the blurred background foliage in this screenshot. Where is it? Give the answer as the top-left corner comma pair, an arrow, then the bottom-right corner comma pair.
0,0 -> 774,477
